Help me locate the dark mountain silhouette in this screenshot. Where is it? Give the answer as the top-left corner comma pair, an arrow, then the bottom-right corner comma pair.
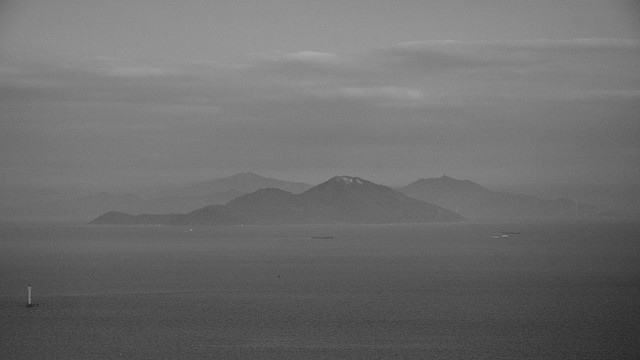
91,205 -> 241,226
398,175 -> 604,221
292,176 -> 463,224
89,210 -> 177,226
90,176 -> 464,225
225,188 -> 303,224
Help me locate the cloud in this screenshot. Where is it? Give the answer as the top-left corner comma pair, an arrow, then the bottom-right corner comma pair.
337,86 -> 423,102
279,51 -> 342,64
5,38 -> 637,106
106,66 -> 180,78
383,38 -> 640,67
1,39 -> 639,187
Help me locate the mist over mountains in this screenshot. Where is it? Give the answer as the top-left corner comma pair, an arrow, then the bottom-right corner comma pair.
398,176 -> 606,221
91,176 -> 463,225
224,176 -> 463,224
178,172 -> 312,197
0,172 -> 630,223
0,173 -> 311,222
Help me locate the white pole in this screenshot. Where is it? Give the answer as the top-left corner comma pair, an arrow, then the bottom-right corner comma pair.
28,285 -> 31,305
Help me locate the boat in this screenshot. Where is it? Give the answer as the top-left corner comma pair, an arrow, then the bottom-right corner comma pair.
502,231 -> 521,235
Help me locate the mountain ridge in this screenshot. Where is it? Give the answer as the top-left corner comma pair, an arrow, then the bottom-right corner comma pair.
4,173 -> 621,222
178,172 -> 312,197
398,175 -> 608,221
91,176 -> 464,225
3,173 -> 313,221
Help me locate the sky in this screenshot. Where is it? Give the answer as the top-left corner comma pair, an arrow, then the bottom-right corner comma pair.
1,0 -> 639,190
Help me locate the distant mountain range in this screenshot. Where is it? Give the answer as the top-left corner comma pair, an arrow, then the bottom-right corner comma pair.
175,172 -> 312,197
2,173 -> 312,222
2,172 -> 622,223
398,175 -> 607,221
90,176 -> 464,225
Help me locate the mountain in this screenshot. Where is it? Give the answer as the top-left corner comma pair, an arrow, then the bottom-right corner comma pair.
3,173 -> 312,222
90,176 -> 464,225
174,172 -> 312,197
91,205 -> 241,226
124,172 -> 311,214
225,188 -> 303,224
291,176 -> 463,224
3,192 -> 149,222
494,183 -> 640,220
398,175 -> 605,221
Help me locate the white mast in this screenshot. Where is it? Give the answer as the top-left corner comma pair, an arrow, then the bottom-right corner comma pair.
27,285 -> 32,306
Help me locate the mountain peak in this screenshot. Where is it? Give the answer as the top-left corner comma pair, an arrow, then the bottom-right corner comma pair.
182,172 -> 312,196
402,176 -> 491,198
330,176 -> 367,185
91,174 -> 466,225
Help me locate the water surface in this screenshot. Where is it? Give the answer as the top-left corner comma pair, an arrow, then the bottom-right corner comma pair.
1,222 -> 639,359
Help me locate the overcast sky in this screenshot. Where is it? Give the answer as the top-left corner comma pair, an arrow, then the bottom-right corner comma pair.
1,0 -> 639,189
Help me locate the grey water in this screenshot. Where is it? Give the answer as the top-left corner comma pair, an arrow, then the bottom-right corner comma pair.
1,222 -> 639,359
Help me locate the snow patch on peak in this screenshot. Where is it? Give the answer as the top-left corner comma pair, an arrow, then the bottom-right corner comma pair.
333,176 -> 365,185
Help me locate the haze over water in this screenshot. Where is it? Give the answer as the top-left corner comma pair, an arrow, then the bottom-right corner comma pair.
2,2 -> 640,358
2,1 -> 639,198
2,222 -> 639,359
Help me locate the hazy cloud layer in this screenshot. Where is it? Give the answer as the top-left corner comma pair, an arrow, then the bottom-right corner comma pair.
1,39 -> 639,188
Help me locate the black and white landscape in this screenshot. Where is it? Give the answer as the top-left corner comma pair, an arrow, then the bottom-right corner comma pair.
89,173 -> 625,225
90,175 -> 464,225
398,175 -> 607,221
2,2 -> 639,359
2,2 -> 639,224
1,172 -> 627,223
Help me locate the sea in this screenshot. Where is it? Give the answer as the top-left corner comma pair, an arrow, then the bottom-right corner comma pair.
1,222 -> 639,359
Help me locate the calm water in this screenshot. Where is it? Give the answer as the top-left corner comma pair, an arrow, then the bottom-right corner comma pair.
1,222 -> 639,359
